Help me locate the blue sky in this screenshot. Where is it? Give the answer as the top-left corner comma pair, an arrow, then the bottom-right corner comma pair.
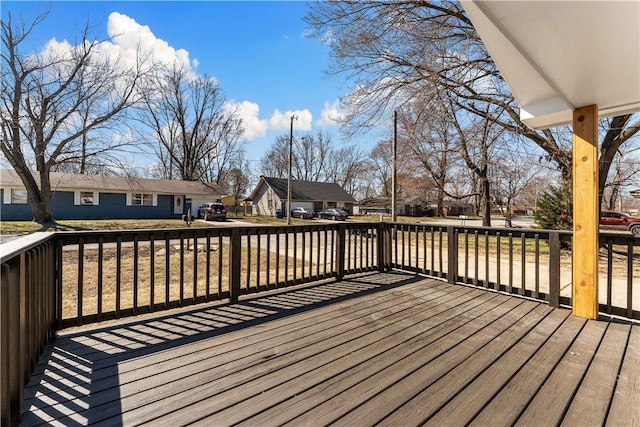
2,1 -> 367,170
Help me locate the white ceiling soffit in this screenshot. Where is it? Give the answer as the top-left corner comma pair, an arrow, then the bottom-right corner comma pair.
462,0 -> 640,130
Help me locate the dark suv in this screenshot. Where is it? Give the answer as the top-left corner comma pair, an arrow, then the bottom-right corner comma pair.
198,203 -> 227,221
600,211 -> 640,237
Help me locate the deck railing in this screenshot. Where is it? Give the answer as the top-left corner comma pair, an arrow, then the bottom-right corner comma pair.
1,221 -> 638,425
386,223 -> 638,320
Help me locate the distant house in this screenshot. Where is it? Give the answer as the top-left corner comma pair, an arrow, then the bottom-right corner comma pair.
0,169 -> 224,221
442,201 -> 474,217
245,176 -> 356,217
631,189 -> 640,199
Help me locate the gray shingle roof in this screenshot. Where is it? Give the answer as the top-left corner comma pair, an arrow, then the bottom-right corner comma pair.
248,176 -> 356,203
0,169 -> 223,197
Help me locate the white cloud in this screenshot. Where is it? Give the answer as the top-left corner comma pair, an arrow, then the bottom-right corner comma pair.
105,12 -> 197,75
227,101 -> 269,139
36,12 -> 200,81
269,109 -> 313,131
316,100 -> 345,127
225,103 -> 314,140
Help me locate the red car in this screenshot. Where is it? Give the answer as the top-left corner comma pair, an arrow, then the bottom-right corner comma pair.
600,211 -> 640,237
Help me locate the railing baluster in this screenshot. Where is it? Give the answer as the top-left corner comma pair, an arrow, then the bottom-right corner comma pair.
218,234 -> 223,297
77,238 -> 84,325
276,230 -> 281,286
473,231 -> 479,287
323,228 -> 328,276
464,230 -> 469,283
165,233 -> 170,309
508,233 -> 513,293
193,234 -> 198,303
205,234 -> 210,300
266,229 -> 271,288
179,233 -> 184,305
316,228 -> 321,278
438,228 -> 444,278
293,230 -> 298,283
302,227 -> 306,280
285,231 -> 289,285
521,233 -> 526,296
98,237 -> 104,321
246,232 -> 251,291
496,232 -> 501,290
607,237 -> 613,313
150,235 -> 155,310
133,235 -> 138,314
430,227 -> 435,275
422,227 -> 427,275
627,239 -> 634,319
257,229 -> 262,289
534,234 -> 540,299
484,231 -> 490,288
116,236 -> 122,317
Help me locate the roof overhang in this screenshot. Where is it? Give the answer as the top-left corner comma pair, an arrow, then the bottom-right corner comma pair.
462,1 -> 640,129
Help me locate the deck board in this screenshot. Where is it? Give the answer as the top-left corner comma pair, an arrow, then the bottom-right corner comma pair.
20,271 -> 639,426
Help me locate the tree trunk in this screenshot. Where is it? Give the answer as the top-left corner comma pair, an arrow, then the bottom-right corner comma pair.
480,176 -> 491,227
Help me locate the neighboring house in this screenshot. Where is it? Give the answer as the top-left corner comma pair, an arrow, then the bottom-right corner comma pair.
442,201 -> 474,217
631,189 -> 640,199
0,169 -> 224,221
245,176 -> 356,217
357,197 -> 439,217
355,197 -> 392,216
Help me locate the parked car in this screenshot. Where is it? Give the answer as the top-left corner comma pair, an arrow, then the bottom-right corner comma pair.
291,207 -> 314,219
198,202 -> 227,221
600,210 -> 640,236
317,208 -> 348,221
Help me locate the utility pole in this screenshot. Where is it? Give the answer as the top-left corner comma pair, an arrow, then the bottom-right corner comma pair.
392,110 -> 398,222
287,115 -> 295,225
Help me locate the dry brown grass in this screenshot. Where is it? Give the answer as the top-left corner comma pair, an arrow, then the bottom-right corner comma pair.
61,243 -> 310,320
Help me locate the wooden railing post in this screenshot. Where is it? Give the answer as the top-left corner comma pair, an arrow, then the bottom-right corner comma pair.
447,226 -> 458,284
548,231 -> 561,308
336,224 -> 346,281
377,222 -> 386,272
230,227 -> 241,303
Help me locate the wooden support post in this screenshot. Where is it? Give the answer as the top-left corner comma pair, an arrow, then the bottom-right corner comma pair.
230,228 -> 241,303
572,105 -> 599,319
447,226 -> 458,284
548,231 -> 561,308
336,224 -> 346,281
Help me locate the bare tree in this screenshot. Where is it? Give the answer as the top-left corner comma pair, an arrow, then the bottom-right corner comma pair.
226,165 -> 250,213
325,144 -> 368,195
304,1 -> 640,194
259,131 -> 333,181
259,135 -> 290,179
369,140 -> 394,197
399,95 -> 460,216
490,154 -> 542,226
602,145 -> 640,210
1,10 -> 150,224
137,66 -> 244,182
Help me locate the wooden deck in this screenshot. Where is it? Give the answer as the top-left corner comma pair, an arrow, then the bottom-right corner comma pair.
21,271 -> 639,426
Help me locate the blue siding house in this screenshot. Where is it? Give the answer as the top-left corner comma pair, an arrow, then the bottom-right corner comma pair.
0,169 -> 224,221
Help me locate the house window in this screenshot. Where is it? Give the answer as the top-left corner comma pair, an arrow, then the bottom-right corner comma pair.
74,191 -> 99,205
132,193 -> 153,206
11,189 -> 27,204
80,192 -> 94,205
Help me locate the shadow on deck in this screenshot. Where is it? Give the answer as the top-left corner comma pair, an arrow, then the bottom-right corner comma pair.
21,271 -> 639,426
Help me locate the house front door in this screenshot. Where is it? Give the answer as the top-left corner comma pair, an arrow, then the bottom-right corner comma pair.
174,195 -> 184,214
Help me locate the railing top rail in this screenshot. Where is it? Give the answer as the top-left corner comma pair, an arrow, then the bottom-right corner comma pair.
0,232 -> 56,263
384,221 -> 580,239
